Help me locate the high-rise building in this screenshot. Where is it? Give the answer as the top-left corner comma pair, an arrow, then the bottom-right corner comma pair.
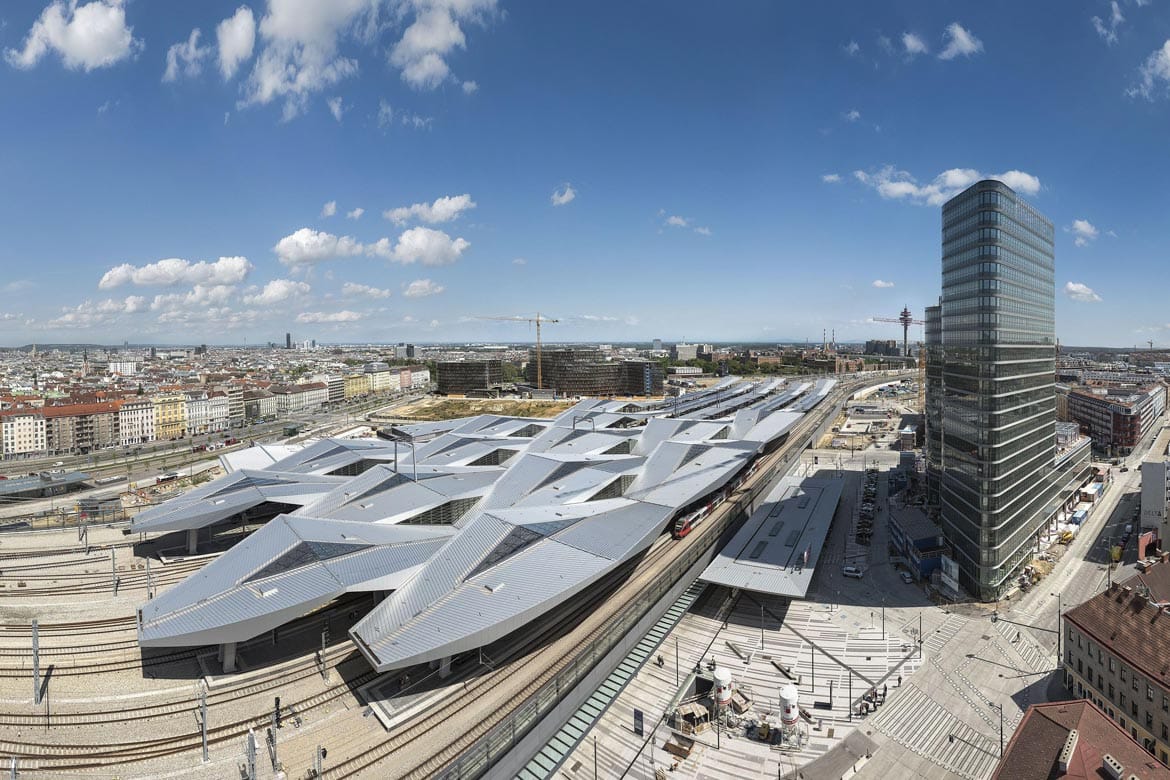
926,179 -> 1089,600
285,332 -> 292,349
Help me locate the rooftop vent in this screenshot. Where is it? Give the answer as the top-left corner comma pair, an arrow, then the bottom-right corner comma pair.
1102,754 -> 1124,780
1057,729 -> 1078,773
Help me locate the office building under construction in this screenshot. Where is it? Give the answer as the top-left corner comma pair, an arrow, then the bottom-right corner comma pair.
525,349 -> 664,397
436,360 -> 504,395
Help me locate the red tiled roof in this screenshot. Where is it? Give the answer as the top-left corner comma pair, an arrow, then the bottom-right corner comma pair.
1065,566 -> 1170,688
41,401 -> 122,418
992,699 -> 1170,780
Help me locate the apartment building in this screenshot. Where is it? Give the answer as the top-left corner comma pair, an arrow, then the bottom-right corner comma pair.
207,391 -> 230,432
118,398 -> 155,446
1063,560 -> 1170,766
1,410 -> 46,457
43,401 -> 121,454
152,393 -> 187,440
185,391 -> 210,435
1066,384 -> 1167,455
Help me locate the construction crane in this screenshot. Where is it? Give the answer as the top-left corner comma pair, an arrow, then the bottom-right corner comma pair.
873,306 -> 925,358
477,313 -> 560,389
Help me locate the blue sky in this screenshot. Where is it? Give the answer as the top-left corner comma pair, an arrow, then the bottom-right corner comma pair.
0,1 -> 1168,347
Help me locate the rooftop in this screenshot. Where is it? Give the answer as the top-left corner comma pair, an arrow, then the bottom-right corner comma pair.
992,699 -> 1170,780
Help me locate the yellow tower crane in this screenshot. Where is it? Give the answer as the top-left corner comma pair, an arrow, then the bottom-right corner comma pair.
477,313 -> 560,389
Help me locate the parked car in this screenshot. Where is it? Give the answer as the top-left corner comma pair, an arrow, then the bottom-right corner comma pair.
900,572 -> 914,584
843,565 -> 863,579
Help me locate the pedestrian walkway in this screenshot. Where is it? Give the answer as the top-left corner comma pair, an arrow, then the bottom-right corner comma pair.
922,613 -> 966,655
991,617 -> 1053,674
870,682 -> 1000,780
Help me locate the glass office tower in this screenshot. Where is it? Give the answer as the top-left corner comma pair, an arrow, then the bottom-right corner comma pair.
935,179 -> 1057,600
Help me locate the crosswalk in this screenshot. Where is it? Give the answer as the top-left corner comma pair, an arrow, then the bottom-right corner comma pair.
991,618 -> 1052,673
922,613 -> 966,655
870,682 -> 1001,780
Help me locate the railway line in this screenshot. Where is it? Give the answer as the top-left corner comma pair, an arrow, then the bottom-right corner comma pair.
0,379 -> 880,777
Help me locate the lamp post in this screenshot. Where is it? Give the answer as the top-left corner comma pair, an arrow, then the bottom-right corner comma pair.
1051,591 -> 1062,667
988,700 -> 1004,757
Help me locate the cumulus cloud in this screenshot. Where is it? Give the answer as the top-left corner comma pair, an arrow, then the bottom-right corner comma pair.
902,32 -> 928,56
1070,219 -> 1099,247
163,28 -> 211,82
5,0 -> 142,71
1092,2 -> 1124,46
150,284 -> 237,312
402,278 -> 445,298
694,226 -> 712,236
217,5 -> 256,80
664,215 -> 688,227
326,96 -> 344,121
872,279 -> 895,288
462,79 -> 478,94
1064,281 -> 1102,302
297,310 -> 362,323
822,173 -> 842,183
99,256 -> 253,289
238,0 -> 372,120
346,207 -> 364,220
844,40 -> 860,56
1131,40 -> 1170,99
47,296 -> 147,328
383,193 -> 476,225
853,165 -> 1041,206
844,108 -> 861,122
273,228 -> 363,266
369,227 -> 469,266
321,200 -> 337,218
389,0 -> 496,90
512,257 -> 527,265
243,278 -> 310,305
551,183 -> 576,206
938,22 -> 983,60
341,281 -> 390,299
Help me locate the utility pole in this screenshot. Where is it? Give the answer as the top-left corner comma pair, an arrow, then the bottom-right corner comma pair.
200,684 -> 209,763
31,619 -> 41,705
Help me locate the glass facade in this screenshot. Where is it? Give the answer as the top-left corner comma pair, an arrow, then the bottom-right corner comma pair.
932,180 -> 1065,600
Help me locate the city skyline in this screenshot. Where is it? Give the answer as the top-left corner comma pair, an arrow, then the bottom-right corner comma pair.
3,1 -> 1170,346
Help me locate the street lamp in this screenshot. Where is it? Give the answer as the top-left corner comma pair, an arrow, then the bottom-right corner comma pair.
988,700 -> 1004,757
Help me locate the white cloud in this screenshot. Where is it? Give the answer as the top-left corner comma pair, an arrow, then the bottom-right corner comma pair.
551,183 -> 576,206
665,215 -> 688,227
97,98 -> 116,114
512,257 -> 527,265
243,278 -> 310,305
1092,2 -> 1124,46
216,5 -> 256,80
321,200 -> 337,218
273,227 -> 364,266
844,40 -> 860,56
872,279 -> 895,288
163,28 -> 211,82
853,165 -> 1041,206
462,79 -> 478,94
341,282 -> 390,299
238,0 -> 369,120
5,0 -> 142,71
47,296 -> 147,328
399,110 -> 433,129
1064,281 -> 1102,302
938,22 -> 983,60
326,95 -> 344,121
298,310 -> 362,323
694,226 -> 712,236
384,193 -> 476,225
1131,40 -> 1170,99
902,32 -> 928,56
389,0 -> 496,90
822,173 -> 842,183
377,98 -> 394,128
844,109 -> 861,122
1070,218 -> 1100,247
369,226 -> 469,266
346,207 -> 364,220
150,284 -> 237,311
99,256 -> 253,289
402,278 -> 445,298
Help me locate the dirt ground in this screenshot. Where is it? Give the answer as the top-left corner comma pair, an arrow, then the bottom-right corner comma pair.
390,397 -> 577,421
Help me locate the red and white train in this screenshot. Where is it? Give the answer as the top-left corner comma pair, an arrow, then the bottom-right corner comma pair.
671,456 -> 761,539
